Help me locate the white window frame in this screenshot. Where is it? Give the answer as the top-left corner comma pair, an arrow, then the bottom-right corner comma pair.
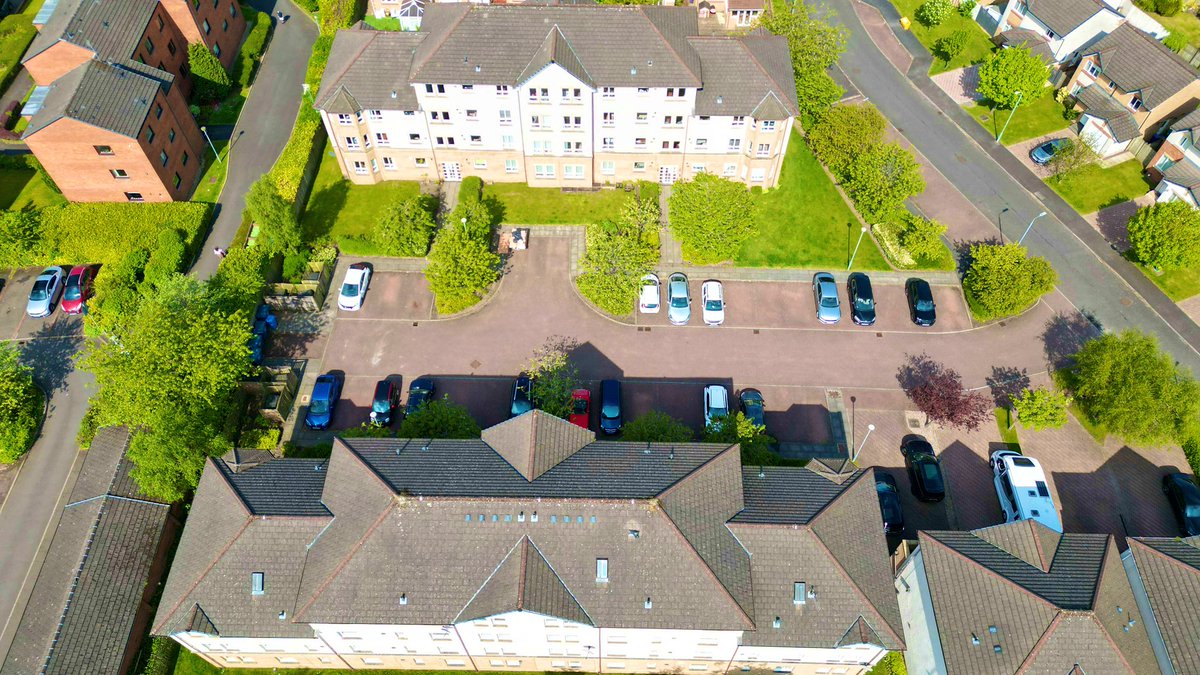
601,160 -> 615,175
505,159 -> 518,174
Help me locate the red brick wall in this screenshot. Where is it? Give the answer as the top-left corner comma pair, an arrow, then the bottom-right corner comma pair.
158,0 -> 247,70
26,118 -> 173,202
23,42 -> 94,87
131,6 -> 195,98
137,86 -> 207,200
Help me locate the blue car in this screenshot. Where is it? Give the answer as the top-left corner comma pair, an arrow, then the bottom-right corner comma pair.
1029,138 -> 1069,165
306,374 -> 343,430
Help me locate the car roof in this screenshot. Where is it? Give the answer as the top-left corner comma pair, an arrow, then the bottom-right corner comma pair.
313,380 -> 333,396
343,266 -> 368,283
373,380 -> 393,396
67,265 -> 88,277
707,385 -> 728,404
703,280 -> 722,295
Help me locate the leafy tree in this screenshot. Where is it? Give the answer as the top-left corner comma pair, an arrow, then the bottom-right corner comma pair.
0,211 -> 43,268
843,143 -> 925,222
1156,0 -> 1181,16
80,276 -> 254,501
398,397 -> 482,438
621,410 -> 694,443
373,195 -> 437,257
86,248 -> 150,338
621,190 -> 661,235
448,199 -> 496,243
704,412 -> 776,463
1046,137 -> 1098,181
524,337 -> 581,420
935,30 -> 970,63
245,176 -> 301,255
806,103 -> 886,177
1127,200 -> 1200,271
142,229 -> 187,291
576,219 -> 658,315
188,42 -> 231,104
209,246 -> 269,315
1070,330 -> 1200,446
898,353 -> 992,430
898,213 -> 947,261
759,0 -> 847,118
424,220 -> 500,314
958,0 -> 977,16
1164,31 -> 1188,53
916,0 -> 954,26
963,243 -> 1057,320
977,45 -> 1049,109
1012,386 -> 1070,430
668,173 -> 757,264
0,343 -> 42,464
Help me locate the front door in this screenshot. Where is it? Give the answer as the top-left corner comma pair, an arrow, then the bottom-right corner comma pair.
659,165 -> 678,185
440,162 -> 462,181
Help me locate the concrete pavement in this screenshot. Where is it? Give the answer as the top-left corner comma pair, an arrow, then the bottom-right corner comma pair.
190,0 -> 318,279
835,0 -> 1200,375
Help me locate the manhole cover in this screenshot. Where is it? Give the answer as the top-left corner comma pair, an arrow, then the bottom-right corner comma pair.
470,359 -> 482,369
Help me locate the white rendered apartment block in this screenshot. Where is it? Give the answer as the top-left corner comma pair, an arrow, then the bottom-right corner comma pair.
153,412 -> 902,673
315,3 -> 797,188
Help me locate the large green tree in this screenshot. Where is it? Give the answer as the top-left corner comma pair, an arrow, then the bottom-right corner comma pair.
668,173 -> 757,264
976,45 -> 1049,109
0,211 -> 43,268
246,176 -> 302,255
963,243 -> 1057,320
86,248 -> 150,338
373,195 -> 437,257
759,0 -> 847,118
0,343 -> 42,464
807,103 -> 886,178
1070,330 -> 1200,446
188,41 -> 231,104
1127,200 -> 1200,271
575,219 -> 658,315
398,397 -> 482,438
424,220 -> 500,314
1012,386 -> 1070,431
524,337 -> 581,420
704,412 -> 776,464
842,143 -> 925,222
621,410 -> 694,443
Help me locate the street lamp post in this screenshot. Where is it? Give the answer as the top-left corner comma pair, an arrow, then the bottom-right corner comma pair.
1018,211 -> 1047,245
847,226 -> 868,271
996,90 -> 1024,144
199,125 -> 220,163
852,423 -> 875,464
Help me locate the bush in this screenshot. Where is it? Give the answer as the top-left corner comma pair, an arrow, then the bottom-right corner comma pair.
140,636 -> 180,675
86,248 -> 150,337
916,0 -> 954,26
425,221 -> 500,314
210,246 -> 270,314
459,176 -> 483,205
318,0 -> 361,34
246,176 -> 302,255
897,212 -> 948,261
963,243 -> 1056,321
621,410 -> 694,443
282,250 -> 311,282
1164,31 -> 1189,53
667,173 -> 757,264
271,108 -> 323,201
41,202 -> 210,266
1127,200 -> 1200,271
0,15 -> 38,102
233,9 -> 272,90
306,35 -> 334,90
977,45 -> 1050,109
398,397 -> 482,438
373,195 -> 437,256
843,143 -> 926,223
142,229 -> 187,290
958,0 -> 977,16
77,403 -> 103,450
807,103 -> 886,178
935,30 -> 970,62
0,210 -> 44,268
188,41 -> 232,104
0,343 -> 42,464
576,217 -> 658,316
1156,0 -> 1182,16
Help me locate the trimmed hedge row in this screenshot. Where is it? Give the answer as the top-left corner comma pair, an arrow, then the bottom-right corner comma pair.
233,8 -> 272,90
42,202 -> 212,265
270,108 -> 324,201
318,0 -> 362,33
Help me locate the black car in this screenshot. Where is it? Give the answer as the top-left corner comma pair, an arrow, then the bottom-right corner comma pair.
903,436 -> 945,502
739,389 -> 766,428
369,380 -> 400,427
905,278 -> 937,327
1163,472 -> 1200,537
599,379 -> 622,434
875,471 -> 905,535
406,377 -> 435,416
847,273 -> 876,326
510,375 -> 533,418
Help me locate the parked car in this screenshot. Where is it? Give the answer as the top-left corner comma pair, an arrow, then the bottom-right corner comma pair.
510,375 -> 533,418
369,379 -> 400,427
739,388 -> 766,428
1029,138 -> 1069,165
60,265 -> 94,315
667,273 -> 691,325
902,436 -> 945,502
305,373 -> 343,430
639,274 -> 660,314
599,379 -> 622,435
337,263 -> 372,311
812,272 -> 841,324
406,378 -> 435,416
991,450 -> 1062,532
1162,472 -> 1200,537
568,389 -> 591,429
703,384 -> 730,427
905,278 -> 937,327
847,272 -> 876,326
875,471 -> 905,536
701,280 -> 725,326
25,266 -> 63,318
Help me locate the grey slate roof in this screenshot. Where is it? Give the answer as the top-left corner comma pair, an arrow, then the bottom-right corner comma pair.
917,522 -> 1156,674
1085,23 -> 1199,111
24,60 -> 161,140
690,34 -> 798,118
997,28 -> 1054,61
480,409 -> 596,481
517,26 -> 593,89
1025,0 -> 1104,36
1170,107 -> 1200,133
1162,159 -> 1200,189
215,458 -> 331,517
1076,84 -> 1140,142
24,0 -> 159,64
1125,537 -> 1200,674
315,29 -> 426,113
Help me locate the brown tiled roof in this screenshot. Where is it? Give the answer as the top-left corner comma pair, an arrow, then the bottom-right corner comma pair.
1084,23 -> 1198,110
1075,84 -> 1140,142
457,536 -> 593,626
1126,537 -> 1200,674
1025,0 -> 1104,36
481,410 -> 595,481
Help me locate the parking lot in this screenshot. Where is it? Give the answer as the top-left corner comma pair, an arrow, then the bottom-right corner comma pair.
0,268 -> 84,342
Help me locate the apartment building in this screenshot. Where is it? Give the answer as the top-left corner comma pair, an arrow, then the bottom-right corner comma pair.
19,0 -> 245,201
153,411 -> 903,673
315,4 -> 798,188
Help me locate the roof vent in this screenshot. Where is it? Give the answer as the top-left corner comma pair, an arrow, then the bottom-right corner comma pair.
313,463 -> 323,471
391,90 -> 397,98
988,626 -> 997,634
644,597 -> 653,609
475,64 -> 482,73
716,95 -> 723,105
421,443 -> 430,452
463,55 -> 469,63
668,449 -> 674,460
278,610 -> 287,620
643,447 -> 652,455
400,593 -> 408,605
993,645 -> 1002,654
647,59 -> 653,66
970,633 -> 980,646
758,467 -> 765,479
772,617 -> 781,629
631,67 -> 637,75
628,529 -> 640,539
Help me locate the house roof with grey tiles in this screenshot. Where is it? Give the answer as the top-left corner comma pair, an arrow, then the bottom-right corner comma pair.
997,28 -> 1054,61
25,60 -> 162,140
1076,84 -> 1140,141
480,410 -> 596,481
316,29 -> 426,113
1171,107 -> 1200,133
689,34 -> 798,118
214,457 -> 330,517
24,0 -> 159,64
154,417 -> 898,650
1084,22 -> 1198,110
1025,0 -> 1105,37
916,522 -> 1156,674
1126,536 -> 1200,674
1163,159 -> 1200,189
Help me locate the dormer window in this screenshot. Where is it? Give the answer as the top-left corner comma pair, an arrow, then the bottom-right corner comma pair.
251,572 -> 265,595
1130,96 -> 1143,111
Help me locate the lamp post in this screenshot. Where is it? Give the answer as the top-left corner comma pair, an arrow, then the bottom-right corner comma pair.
200,125 -> 220,163
1018,211 -> 1047,245
996,90 -> 1024,144
852,424 -> 875,464
847,225 -> 868,271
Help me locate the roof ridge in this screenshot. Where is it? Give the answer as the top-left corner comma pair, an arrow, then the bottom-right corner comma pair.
653,501 -> 755,629
151,516 -> 253,634
809,510 -> 905,647
1030,520 -> 1050,572
1086,611 -> 1139,674
1130,537 -> 1200,572
453,536 -> 526,623
922,533 -> 1059,610
807,469 -> 866,526
516,536 -> 529,610
320,29 -> 379,103
336,438 -> 399,494
636,5 -> 701,86
294,500 -> 396,621
1015,611 -> 1065,673
524,537 -> 595,626
738,37 -> 793,113
656,443 -> 740,500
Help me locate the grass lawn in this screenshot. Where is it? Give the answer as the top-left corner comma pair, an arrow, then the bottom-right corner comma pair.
890,0 -> 994,74
994,407 -> 1021,451
1132,258 -> 1200,301
363,15 -> 403,30
300,142 -> 422,255
0,0 -> 47,97
1047,159 -> 1154,214
482,182 -> 631,224
1153,10 -> 1200,50
0,165 -> 64,210
190,139 -> 229,204
735,133 -> 889,269
965,93 -> 1071,144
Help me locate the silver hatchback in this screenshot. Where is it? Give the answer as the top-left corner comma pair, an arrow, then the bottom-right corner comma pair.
813,272 -> 841,324
667,272 -> 691,325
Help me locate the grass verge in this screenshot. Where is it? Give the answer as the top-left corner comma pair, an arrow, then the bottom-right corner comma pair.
1047,159 -> 1154,215
889,0 -> 994,74
994,407 -> 1020,451
191,139 -> 230,204
0,162 -> 64,210
965,93 -> 1071,145
1131,257 -> 1200,302
482,182 -> 632,224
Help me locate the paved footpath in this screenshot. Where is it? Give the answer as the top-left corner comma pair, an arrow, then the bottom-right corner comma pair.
836,0 -> 1200,375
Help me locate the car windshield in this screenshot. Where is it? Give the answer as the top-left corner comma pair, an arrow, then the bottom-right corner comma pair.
29,281 -> 48,301
63,283 -> 81,301
710,404 -> 728,417
820,294 -> 838,308
670,291 -> 688,308
341,282 -> 359,297
855,295 -> 873,309
372,398 -> 391,413
921,462 -> 943,489
705,299 -> 722,311
916,298 -> 934,311
573,398 -> 588,414
880,498 -> 901,522
310,398 -> 330,415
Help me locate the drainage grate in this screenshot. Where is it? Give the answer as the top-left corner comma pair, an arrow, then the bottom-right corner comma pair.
412,322 -> 419,327
753,329 -> 760,335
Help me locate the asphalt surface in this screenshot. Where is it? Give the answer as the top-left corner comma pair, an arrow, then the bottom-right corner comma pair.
830,0 -> 1200,376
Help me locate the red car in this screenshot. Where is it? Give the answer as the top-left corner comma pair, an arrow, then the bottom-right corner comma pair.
568,389 -> 591,429
60,265 -> 94,315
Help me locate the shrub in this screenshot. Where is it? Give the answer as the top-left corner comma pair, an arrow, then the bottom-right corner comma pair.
897,212 -> 948,261
843,143 -> 925,223
140,636 -> 180,675
1127,199 -> 1200,271
306,35 -> 334,90
210,246 -> 270,314
576,219 -> 658,315
425,221 -> 500,314
668,172 -> 757,264
318,0 -> 361,34
0,210 -> 45,268
188,41 -> 232,104
621,410 -> 694,443
958,0 -> 977,16
977,45 -> 1050,109
41,202 -> 211,265
458,176 -> 483,205
0,343 -> 42,464
0,14 -> 38,101
807,103 -> 886,178
293,0 -> 318,12
282,250 -> 311,282
963,243 -> 1056,320
77,403 -> 103,450
373,195 -> 437,257
86,248 -> 150,337
270,108 -> 323,200
935,30 -> 970,63
142,229 -> 187,290
1156,0 -> 1182,16
246,176 -> 302,254
916,0 -> 954,26
1164,31 -> 1188,53
233,9 -> 272,90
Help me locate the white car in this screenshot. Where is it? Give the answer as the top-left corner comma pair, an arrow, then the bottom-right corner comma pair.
639,274 -> 660,314
701,280 -> 724,326
337,263 -> 371,311
703,384 -> 729,427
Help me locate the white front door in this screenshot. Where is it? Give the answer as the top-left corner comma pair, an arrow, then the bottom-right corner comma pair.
441,162 -> 462,181
659,165 -> 678,185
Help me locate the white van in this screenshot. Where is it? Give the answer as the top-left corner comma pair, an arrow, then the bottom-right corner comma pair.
990,450 -> 1062,533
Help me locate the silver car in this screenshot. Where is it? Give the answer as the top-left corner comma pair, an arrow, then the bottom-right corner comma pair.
26,266 -> 64,318
813,272 -> 841,324
667,272 -> 690,325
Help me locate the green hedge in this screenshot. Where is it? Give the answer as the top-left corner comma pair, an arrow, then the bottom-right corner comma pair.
306,34 -> 334,90
0,5 -> 40,100
318,0 -> 363,34
233,8 -> 272,90
459,176 -> 483,204
138,636 -> 180,675
270,107 -> 323,201
42,202 -> 212,265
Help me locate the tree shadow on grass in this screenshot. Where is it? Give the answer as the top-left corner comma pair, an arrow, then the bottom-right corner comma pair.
300,179 -> 349,243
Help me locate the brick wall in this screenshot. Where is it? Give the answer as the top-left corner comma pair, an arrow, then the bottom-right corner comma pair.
137,85 -> 207,200
158,0 -> 247,70
131,7 -> 195,98
26,119 -> 172,202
